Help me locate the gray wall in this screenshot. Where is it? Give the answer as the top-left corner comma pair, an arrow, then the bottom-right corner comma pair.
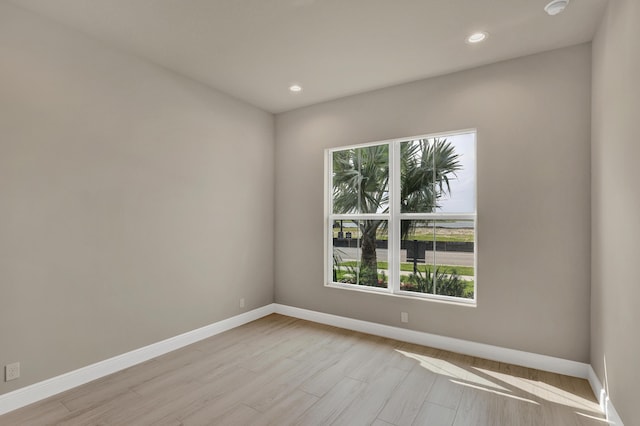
591,0 -> 640,423
275,44 -> 592,362
0,3 -> 274,395
2,0 -> 616,405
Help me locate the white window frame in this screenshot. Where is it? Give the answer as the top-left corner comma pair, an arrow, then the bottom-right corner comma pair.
324,129 -> 477,305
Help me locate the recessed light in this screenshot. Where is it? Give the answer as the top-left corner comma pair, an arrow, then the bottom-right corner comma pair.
289,84 -> 303,93
466,32 -> 488,44
545,0 -> 569,16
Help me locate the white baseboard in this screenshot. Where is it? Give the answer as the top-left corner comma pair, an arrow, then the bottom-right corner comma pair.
0,304 -> 275,416
2,303 -> 618,422
587,366 -> 625,425
273,304 -> 590,379
588,365 -> 608,413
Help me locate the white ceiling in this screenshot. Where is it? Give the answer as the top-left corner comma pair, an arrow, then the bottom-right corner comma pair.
10,0 -> 607,113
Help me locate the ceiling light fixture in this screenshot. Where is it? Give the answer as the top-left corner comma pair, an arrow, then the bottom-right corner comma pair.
466,32 -> 488,44
289,84 -> 303,93
544,0 -> 570,16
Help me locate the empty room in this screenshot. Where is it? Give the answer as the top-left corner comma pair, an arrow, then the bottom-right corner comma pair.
0,0 -> 638,425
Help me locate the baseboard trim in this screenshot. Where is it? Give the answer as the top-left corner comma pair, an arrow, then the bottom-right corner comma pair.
2,303 -> 616,421
588,365 -> 607,413
587,366 -> 625,425
273,304 -> 590,379
0,304 -> 275,416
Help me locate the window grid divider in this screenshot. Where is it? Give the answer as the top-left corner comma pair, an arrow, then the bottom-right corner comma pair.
390,139 -> 401,293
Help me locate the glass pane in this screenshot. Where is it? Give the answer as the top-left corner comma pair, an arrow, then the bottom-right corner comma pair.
400,140 -> 436,213
400,220 -> 434,293
400,219 -> 474,299
400,135 -> 474,213
332,145 -> 389,214
332,220 -> 388,288
434,133 -> 475,213
433,220 -> 475,299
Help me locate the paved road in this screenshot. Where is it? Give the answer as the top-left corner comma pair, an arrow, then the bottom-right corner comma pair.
334,247 -> 474,267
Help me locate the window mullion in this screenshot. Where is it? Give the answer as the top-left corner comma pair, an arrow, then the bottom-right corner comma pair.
326,150 -> 332,286
390,141 -> 401,294
432,138 -> 437,295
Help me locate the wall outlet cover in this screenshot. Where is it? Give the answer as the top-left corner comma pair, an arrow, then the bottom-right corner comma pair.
5,362 -> 20,382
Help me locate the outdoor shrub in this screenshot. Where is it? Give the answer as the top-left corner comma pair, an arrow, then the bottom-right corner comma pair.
401,267 -> 470,298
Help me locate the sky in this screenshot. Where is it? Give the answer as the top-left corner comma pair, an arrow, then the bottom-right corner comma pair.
436,132 -> 476,213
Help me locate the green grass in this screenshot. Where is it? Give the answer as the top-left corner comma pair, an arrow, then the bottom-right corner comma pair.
338,261 -> 474,276
399,263 -> 474,276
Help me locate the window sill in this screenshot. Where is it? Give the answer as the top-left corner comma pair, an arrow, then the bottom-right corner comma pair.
324,282 -> 477,307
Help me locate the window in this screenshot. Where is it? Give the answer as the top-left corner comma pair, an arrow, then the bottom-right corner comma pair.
326,130 -> 476,303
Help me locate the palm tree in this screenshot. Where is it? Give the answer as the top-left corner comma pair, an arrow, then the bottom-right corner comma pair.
400,138 -> 462,238
332,138 -> 461,286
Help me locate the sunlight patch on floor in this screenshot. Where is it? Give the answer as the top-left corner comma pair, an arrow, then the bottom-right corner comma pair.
472,367 -> 602,413
449,379 -> 540,405
395,348 -> 604,418
395,349 -> 509,391
575,411 -> 614,424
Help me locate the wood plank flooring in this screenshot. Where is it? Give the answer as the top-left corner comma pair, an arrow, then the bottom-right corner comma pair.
0,314 -> 606,425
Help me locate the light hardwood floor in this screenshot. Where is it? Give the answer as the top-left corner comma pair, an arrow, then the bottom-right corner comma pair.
0,314 -> 606,425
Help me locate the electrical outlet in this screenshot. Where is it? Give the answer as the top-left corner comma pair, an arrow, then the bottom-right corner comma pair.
239,298 -> 245,308
5,362 -> 20,382
401,312 -> 409,323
